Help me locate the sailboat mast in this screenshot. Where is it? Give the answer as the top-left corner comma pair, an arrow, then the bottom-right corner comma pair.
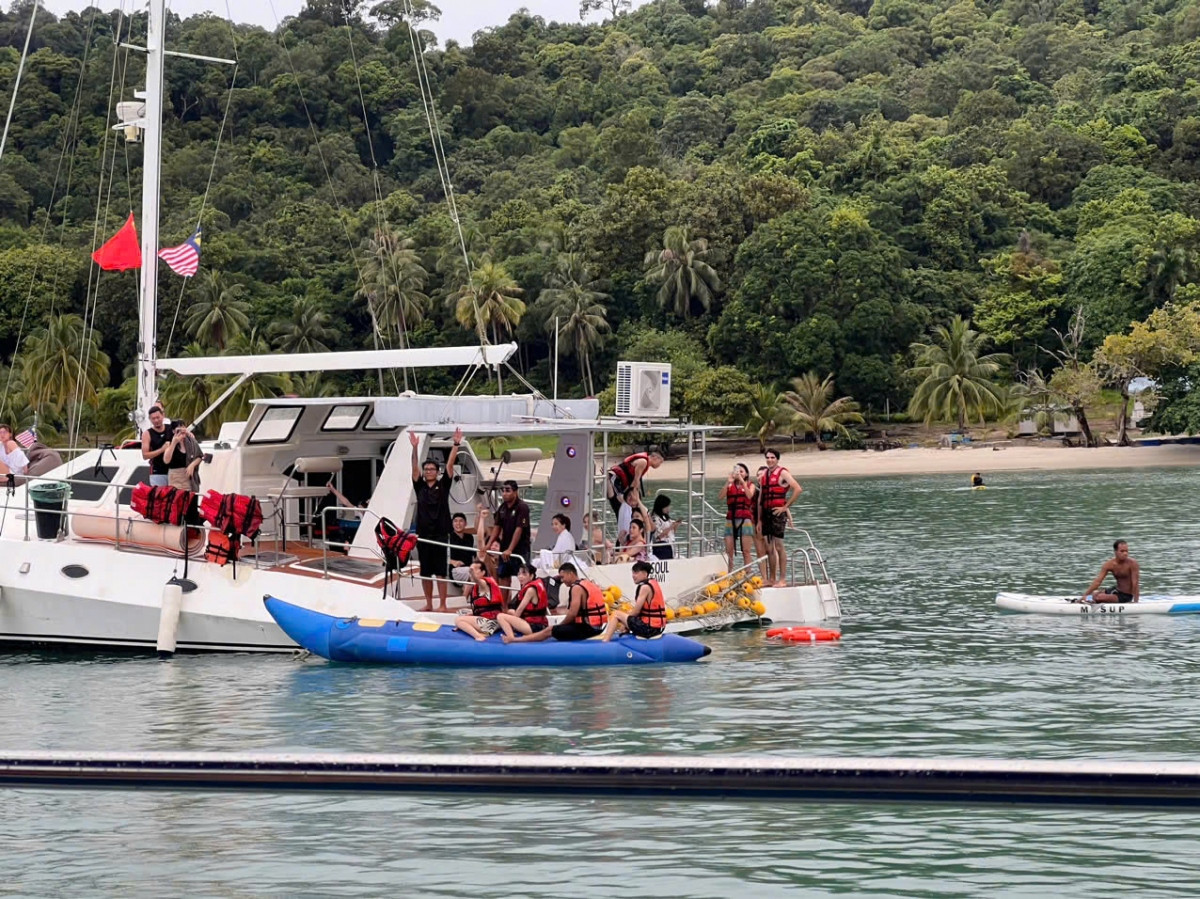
135,0 -> 165,427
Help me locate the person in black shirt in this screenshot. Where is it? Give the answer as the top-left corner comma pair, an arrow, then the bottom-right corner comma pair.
487,479 -> 531,590
410,427 -> 462,612
448,507 -> 488,584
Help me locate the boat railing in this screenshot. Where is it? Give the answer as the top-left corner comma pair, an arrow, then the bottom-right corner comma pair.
786,527 -> 833,588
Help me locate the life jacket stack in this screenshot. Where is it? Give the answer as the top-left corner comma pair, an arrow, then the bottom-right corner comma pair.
375,516 -> 419,598
131,482 -> 195,527
198,490 -> 264,570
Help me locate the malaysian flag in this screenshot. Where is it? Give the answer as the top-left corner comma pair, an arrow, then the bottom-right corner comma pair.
157,226 -> 202,277
14,427 -> 35,448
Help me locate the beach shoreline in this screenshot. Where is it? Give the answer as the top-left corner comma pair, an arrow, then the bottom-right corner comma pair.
501,442 -> 1200,482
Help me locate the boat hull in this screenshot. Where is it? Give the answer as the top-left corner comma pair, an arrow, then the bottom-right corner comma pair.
265,596 -> 712,666
995,592 -> 1200,616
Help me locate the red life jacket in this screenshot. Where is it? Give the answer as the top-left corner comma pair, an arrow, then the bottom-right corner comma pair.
760,466 -> 790,509
375,517 -> 418,568
577,580 -> 608,629
469,576 -> 504,619
132,484 -> 193,526
631,579 -> 667,633
610,452 -> 649,492
726,482 -> 754,521
519,578 -> 550,628
199,490 -> 263,540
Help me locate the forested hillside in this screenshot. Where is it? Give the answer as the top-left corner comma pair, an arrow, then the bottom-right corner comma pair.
2,0 -> 1200,437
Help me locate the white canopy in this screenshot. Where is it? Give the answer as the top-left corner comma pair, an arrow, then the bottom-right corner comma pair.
157,344 -> 516,377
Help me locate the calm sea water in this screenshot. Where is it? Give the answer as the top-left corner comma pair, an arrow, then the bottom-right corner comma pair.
4,467 -> 1200,895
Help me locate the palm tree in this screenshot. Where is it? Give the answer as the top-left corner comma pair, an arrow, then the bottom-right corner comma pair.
449,258 -> 525,345
185,271 -> 250,351
221,330 -> 292,423
538,254 -> 610,395
157,342 -> 218,430
357,228 -> 429,347
783,372 -> 864,449
643,226 -> 721,319
744,383 -> 793,452
20,314 -> 111,418
906,316 -> 1010,431
269,296 -> 337,354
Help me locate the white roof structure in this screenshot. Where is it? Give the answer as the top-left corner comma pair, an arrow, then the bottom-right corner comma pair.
158,344 -> 516,377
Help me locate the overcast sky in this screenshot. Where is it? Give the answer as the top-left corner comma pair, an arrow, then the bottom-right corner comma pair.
37,0 -> 610,46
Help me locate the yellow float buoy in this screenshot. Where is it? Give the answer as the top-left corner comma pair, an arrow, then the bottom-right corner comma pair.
751,600 -> 767,616
664,607 -> 676,621
678,606 -> 693,618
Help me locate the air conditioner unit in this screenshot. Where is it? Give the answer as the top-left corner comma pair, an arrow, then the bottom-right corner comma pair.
615,361 -> 671,418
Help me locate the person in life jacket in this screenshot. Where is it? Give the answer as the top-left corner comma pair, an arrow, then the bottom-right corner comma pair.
507,562 -> 608,643
759,448 -> 802,586
454,560 -> 506,640
602,560 -> 668,641
497,563 -> 551,642
719,462 -> 758,572
606,450 -> 663,514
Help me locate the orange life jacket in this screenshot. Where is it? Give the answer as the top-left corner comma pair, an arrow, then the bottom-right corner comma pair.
577,579 -> 608,629
630,579 -> 667,633
205,531 -> 235,566
519,578 -> 550,629
726,482 -> 754,521
610,452 -> 648,492
760,466 -> 790,509
469,576 -> 504,619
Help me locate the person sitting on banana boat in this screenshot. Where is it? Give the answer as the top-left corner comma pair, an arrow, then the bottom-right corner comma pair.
497,563 -> 551,642
601,560 -> 668,642
971,472 -> 985,488
507,562 -> 608,644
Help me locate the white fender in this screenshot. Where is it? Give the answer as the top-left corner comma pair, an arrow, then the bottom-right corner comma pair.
156,582 -> 183,658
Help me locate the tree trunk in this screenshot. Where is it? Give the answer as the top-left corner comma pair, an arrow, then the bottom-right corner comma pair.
1076,404 -> 1096,447
1116,381 -> 1131,447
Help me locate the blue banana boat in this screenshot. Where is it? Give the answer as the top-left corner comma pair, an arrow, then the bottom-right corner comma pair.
264,596 -> 712,666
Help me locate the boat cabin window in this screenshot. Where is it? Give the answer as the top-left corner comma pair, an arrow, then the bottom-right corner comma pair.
118,466 -> 151,505
364,408 -> 397,431
321,404 -> 367,432
247,406 -> 302,444
68,466 -> 119,502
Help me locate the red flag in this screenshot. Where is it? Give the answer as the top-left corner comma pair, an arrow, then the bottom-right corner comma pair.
92,213 -> 142,271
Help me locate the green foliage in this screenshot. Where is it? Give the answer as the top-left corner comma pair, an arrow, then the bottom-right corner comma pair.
907,316 -> 1010,430
3,0 -> 1200,435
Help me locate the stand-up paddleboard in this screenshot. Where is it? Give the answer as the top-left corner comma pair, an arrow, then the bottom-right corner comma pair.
996,592 -> 1200,616
264,596 -> 712,666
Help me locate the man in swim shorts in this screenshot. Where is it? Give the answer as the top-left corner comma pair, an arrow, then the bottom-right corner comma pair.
1078,539 -> 1140,604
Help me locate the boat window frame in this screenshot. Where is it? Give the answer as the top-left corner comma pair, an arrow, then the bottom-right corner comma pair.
363,406 -> 399,432
247,405 -> 304,445
320,404 -> 368,433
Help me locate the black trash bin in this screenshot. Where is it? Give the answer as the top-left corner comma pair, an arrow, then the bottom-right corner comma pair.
29,481 -> 70,540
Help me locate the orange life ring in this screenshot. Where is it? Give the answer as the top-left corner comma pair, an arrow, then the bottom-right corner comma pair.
767,626 -> 842,643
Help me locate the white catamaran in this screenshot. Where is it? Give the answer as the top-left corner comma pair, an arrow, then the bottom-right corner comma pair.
0,0 -> 839,654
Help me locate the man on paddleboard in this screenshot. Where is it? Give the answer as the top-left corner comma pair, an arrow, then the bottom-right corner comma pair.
1078,540 -> 1140,604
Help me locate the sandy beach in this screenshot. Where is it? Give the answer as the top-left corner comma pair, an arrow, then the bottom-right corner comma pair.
503,441 -> 1200,482
657,442 -> 1200,480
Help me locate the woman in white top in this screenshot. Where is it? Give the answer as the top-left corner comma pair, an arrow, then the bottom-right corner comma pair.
549,513 -> 578,566
649,494 -> 678,560
0,424 -> 29,477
